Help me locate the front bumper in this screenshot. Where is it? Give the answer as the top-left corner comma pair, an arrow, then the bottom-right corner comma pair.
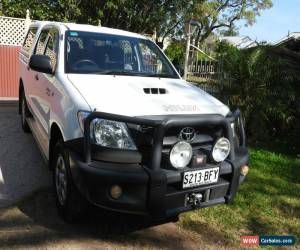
67,110 -> 248,218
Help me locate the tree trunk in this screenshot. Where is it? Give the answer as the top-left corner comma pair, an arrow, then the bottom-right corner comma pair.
194,28 -> 202,48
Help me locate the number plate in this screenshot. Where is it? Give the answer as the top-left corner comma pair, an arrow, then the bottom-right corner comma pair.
182,167 -> 219,189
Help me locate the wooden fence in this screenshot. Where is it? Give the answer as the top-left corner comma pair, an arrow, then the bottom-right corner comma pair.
0,14 -> 30,99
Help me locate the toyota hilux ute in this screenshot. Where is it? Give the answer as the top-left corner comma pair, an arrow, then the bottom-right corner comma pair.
19,21 -> 249,222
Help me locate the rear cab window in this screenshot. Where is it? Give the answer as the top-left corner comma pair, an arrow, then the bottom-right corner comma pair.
22,27 -> 38,55
35,29 -> 49,55
34,28 -> 60,72
45,29 -> 59,70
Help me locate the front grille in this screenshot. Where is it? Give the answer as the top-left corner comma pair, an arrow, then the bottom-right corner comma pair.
128,124 -> 226,169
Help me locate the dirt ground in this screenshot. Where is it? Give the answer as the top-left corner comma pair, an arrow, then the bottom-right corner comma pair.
0,189 -> 238,250
0,104 -> 235,250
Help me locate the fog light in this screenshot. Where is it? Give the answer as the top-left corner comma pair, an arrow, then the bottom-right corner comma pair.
240,165 -> 249,176
110,185 -> 122,199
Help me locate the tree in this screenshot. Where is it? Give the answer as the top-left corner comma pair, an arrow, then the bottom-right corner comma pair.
164,40 -> 186,65
77,0 -> 193,43
1,0 -> 272,46
0,0 -> 81,21
219,25 -> 240,36
0,0 -> 192,42
58,0 -> 81,22
190,0 -> 273,46
0,0 -> 61,20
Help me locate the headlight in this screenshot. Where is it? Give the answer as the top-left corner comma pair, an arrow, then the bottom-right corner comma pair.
212,137 -> 231,162
170,141 -> 193,169
92,119 -> 137,150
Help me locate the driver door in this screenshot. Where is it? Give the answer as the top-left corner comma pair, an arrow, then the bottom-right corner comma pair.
30,29 -> 50,133
31,28 -> 59,136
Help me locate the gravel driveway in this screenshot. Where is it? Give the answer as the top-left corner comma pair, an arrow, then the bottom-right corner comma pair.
0,104 -> 51,208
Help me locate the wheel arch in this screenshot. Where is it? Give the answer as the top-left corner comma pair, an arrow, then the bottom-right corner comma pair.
49,122 -> 64,170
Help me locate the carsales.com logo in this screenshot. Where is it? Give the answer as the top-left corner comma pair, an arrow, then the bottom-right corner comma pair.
240,236 -> 259,246
240,235 -> 296,247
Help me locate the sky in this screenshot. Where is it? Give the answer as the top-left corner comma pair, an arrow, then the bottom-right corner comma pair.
238,0 -> 300,44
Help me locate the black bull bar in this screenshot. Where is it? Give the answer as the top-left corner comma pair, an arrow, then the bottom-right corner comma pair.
82,109 -> 246,217
83,109 -> 246,165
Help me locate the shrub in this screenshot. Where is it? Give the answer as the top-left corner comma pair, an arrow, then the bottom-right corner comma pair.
164,41 -> 185,67
215,42 -> 300,145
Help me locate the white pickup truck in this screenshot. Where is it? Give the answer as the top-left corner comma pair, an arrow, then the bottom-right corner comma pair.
19,21 -> 249,222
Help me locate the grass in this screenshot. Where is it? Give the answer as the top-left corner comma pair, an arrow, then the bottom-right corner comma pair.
179,147 -> 300,247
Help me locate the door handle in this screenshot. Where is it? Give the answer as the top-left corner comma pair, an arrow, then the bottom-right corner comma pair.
35,74 -> 39,81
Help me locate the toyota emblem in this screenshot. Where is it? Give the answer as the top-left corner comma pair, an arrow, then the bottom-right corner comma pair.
179,127 -> 196,142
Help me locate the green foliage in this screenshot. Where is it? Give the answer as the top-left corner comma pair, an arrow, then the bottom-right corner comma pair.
0,0 -> 192,39
0,0 -> 272,45
0,0 -> 61,20
215,42 -> 300,142
164,41 -> 185,66
99,0 -> 192,36
58,0 -> 81,22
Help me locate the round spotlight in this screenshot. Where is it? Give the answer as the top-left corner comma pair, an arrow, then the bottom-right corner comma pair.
110,185 -> 122,199
170,141 -> 193,169
212,137 -> 231,162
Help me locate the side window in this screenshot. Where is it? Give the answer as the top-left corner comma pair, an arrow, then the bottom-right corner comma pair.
45,29 -> 59,70
22,28 -> 37,53
35,30 -> 49,55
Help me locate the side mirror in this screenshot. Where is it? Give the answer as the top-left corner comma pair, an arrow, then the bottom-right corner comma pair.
29,55 -> 53,74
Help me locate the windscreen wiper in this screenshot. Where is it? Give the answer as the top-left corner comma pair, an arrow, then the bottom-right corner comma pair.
92,70 -> 140,76
91,70 -> 176,78
144,73 -> 176,78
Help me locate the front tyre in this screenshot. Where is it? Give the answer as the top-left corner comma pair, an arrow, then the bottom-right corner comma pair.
52,140 -> 87,222
20,91 -> 31,133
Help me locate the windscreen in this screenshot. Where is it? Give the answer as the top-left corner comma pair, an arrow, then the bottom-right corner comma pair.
65,30 -> 179,78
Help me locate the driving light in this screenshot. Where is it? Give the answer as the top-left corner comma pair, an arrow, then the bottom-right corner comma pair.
92,119 -> 137,150
212,137 -> 231,162
170,141 -> 193,169
110,185 -> 122,199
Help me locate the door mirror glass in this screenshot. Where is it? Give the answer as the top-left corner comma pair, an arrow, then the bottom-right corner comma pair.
29,55 -> 53,74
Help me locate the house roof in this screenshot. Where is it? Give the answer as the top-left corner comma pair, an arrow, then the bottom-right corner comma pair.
274,32 -> 300,46
219,36 -> 258,49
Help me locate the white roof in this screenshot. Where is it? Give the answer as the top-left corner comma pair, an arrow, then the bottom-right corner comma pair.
219,36 -> 258,49
274,32 -> 300,46
31,21 -> 146,39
